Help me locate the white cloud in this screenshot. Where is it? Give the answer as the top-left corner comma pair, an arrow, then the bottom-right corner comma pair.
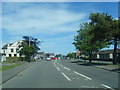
2,3 -> 86,35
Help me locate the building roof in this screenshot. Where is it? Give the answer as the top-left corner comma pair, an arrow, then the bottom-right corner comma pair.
76,51 -> 81,54
93,49 -> 120,54
2,43 -> 14,49
2,44 -> 8,49
2,40 -> 24,49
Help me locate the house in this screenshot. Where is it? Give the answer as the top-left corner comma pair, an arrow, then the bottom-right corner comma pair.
1,40 -> 24,57
92,49 -> 120,60
75,51 -> 82,58
45,53 -> 55,58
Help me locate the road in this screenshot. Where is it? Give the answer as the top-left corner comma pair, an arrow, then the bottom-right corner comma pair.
2,59 -> 118,89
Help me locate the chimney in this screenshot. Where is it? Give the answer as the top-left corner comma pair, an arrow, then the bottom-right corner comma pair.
7,43 -> 10,47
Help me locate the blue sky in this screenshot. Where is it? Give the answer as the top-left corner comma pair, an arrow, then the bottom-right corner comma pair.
2,2 -> 118,55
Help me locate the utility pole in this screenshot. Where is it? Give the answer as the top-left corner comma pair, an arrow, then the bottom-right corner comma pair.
29,36 -> 30,46
29,36 -> 31,46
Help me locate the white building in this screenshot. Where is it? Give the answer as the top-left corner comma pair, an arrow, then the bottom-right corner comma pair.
1,40 -> 23,57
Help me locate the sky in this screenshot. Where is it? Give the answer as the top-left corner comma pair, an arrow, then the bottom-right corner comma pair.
1,2 -> 118,55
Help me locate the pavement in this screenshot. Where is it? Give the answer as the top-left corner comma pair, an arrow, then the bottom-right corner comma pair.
1,61 -> 35,84
94,65 -> 120,73
69,59 -> 120,73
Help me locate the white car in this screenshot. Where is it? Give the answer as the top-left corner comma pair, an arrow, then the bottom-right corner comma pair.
46,57 -> 51,61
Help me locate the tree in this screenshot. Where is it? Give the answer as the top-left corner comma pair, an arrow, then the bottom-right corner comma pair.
19,43 -> 36,62
66,52 -> 76,59
89,13 -> 120,64
73,22 -> 110,63
109,19 -> 120,64
20,36 -> 42,61
23,36 -> 41,54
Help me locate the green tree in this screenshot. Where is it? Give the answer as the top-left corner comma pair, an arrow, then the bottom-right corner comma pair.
23,36 -> 41,58
89,13 -> 120,64
73,22 -> 109,63
20,36 -> 42,62
66,52 -> 76,59
19,43 -> 36,62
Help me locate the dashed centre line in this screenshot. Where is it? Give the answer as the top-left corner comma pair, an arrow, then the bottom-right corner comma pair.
56,67 -> 60,71
63,67 -> 70,71
60,65 -> 63,67
61,72 -> 71,81
73,71 -> 92,80
54,61 -> 92,82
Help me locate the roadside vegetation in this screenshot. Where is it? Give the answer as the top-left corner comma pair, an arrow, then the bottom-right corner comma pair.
1,36 -> 42,71
3,57 -> 22,63
72,13 -> 120,65
19,36 -> 41,62
0,63 -> 22,71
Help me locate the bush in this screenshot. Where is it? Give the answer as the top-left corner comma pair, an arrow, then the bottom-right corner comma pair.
5,57 -> 22,63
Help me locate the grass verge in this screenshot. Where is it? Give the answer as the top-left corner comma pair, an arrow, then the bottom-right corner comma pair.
108,64 -> 120,67
0,63 -> 22,71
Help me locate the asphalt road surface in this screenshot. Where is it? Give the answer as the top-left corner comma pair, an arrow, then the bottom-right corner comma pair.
2,59 -> 119,89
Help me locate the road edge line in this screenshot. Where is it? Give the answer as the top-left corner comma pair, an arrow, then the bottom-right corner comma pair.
101,84 -> 115,90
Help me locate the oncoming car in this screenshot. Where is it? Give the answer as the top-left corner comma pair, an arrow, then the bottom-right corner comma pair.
46,57 -> 51,61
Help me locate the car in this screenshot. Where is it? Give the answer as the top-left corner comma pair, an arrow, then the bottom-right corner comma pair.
46,57 -> 51,61
50,57 -> 57,60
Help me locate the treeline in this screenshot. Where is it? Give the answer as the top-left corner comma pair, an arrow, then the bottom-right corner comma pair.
72,13 -> 120,64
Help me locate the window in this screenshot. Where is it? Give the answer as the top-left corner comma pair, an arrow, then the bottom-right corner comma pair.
9,54 -> 11,57
3,54 -> 6,56
11,49 -> 14,52
14,54 -> 17,57
16,49 -> 19,53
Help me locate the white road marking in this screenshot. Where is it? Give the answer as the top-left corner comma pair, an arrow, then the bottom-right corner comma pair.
57,62 -> 59,65
54,61 -> 60,71
64,67 -> 70,71
101,84 -> 115,90
73,71 -> 92,80
54,63 -> 57,68
60,65 -> 63,67
54,61 -> 56,65
61,72 -> 71,81
81,86 -> 98,88
54,61 -> 58,67
56,67 -> 60,71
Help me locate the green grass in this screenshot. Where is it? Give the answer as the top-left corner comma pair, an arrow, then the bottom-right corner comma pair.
0,64 -> 22,71
108,64 -> 120,67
